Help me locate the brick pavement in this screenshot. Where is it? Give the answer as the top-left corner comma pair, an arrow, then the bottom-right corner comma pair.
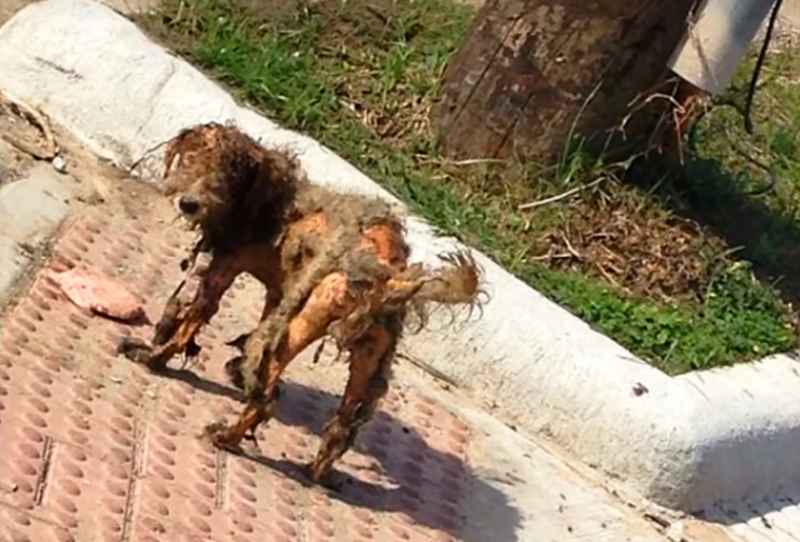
0,210 -> 476,542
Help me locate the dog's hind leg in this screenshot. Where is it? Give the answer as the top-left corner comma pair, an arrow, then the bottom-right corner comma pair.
207,272 -> 357,451
309,319 -> 397,484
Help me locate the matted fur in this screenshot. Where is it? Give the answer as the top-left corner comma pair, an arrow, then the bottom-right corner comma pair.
119,122 -> 486,483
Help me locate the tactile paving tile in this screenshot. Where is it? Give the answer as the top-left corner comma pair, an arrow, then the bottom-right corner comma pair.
0,208 -> 473,542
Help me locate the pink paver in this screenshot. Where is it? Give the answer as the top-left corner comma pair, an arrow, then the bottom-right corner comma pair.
0,210 -> 472,542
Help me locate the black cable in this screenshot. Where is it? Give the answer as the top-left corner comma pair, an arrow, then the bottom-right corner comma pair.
742,0 -> 784,134
684,0 -> 785,196
686,99 -> 777,196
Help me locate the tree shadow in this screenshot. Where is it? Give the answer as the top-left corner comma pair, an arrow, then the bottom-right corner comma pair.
628,153 -> 800,308
159,367 -> 522,542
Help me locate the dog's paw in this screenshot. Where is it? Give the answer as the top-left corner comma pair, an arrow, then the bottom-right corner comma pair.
304,463 -> 344,491
117,336 -> 153,362
204,422 -> 243,454
117,337 -> 171,372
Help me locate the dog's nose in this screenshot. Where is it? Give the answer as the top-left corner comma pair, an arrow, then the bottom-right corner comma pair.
179,196 -> 200,215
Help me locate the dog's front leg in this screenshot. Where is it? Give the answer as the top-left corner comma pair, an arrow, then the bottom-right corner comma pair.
153,239 -> 212,346
224,285 -> 283,389
119,251 -> 241,371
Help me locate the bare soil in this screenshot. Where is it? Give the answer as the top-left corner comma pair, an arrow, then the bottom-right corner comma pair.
0,101 -> 47,183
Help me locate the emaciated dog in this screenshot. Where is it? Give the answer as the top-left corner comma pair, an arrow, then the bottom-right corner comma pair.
119,123 -> 485,483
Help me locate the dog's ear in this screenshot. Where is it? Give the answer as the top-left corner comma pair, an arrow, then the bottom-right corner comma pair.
164,126 -> 202,178
163,134 -> 183,183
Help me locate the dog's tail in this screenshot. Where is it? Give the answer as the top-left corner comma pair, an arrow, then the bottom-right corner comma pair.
385,250 -> 487,315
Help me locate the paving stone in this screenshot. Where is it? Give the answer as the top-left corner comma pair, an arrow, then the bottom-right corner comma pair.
0,164 -> 72,296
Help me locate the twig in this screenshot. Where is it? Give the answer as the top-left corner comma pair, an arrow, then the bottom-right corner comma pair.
646,81 -> 682,155
641,93 -> 685,111
448,158 -> 508,166
396,352 -> 460,388
559,79 -> 603,175
671,107 -> 685,165
626,75 -> 681,109
0,133 -> 52,160
414,155 -> 508,167
621,91 -> 685,135
529,252 -> 573,262
600,244 -> 623,262
594,261 -> 624,290
0,89 -> 56,160
710,245 -> 745,266
560,232 -> 582,260
517,177 -> 605,210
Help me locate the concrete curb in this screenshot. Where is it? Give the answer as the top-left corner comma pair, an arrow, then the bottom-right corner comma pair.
1,0 -> 798,511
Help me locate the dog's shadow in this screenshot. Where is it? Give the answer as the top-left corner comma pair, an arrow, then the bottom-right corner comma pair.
160,367 -> 521,542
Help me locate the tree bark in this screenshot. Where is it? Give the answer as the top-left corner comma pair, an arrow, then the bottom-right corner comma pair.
433,0 -> 698,160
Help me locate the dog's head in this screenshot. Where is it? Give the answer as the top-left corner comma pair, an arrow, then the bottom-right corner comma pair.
163,123 -> 301,231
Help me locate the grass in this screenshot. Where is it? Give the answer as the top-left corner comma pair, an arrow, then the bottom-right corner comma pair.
137,0 -> 798,374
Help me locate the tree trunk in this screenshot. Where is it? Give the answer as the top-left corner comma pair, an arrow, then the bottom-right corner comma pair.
433,0 -> 697,160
